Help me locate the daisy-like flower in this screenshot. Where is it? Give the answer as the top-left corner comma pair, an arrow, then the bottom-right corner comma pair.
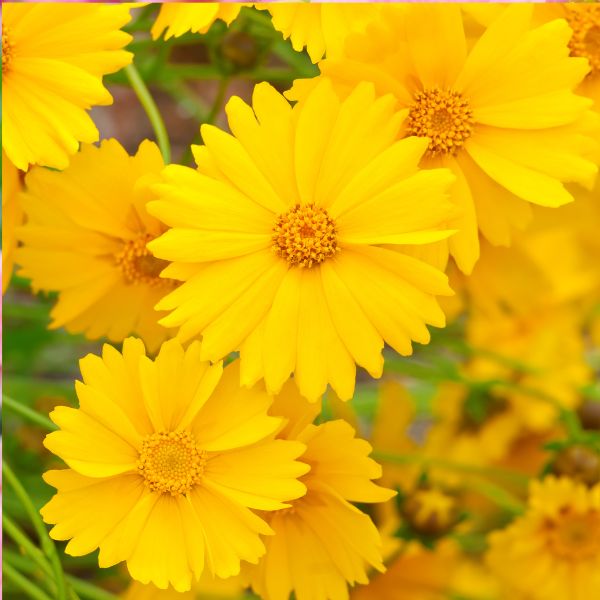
15,139 -> 176,352
246,383 -> 395,600
148,80 -> 456,401
41,338 -> 309,591
151,3 -> 249,40
289,3 -> 599,273
256,2 -> 383,63
2,150 -> 23,294
486,476 -> 600,599
1,3 -> 132,170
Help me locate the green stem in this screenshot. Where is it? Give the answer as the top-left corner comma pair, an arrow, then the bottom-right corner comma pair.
3,514 -> 54,579
67,577 -> 120,600
3,562 -> 53,600
3,394 -> 57,431
124,62 -> 171,164
3,460 -> 68,600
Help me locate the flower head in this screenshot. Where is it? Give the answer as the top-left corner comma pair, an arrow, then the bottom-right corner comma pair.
245,383 -> 395,600
148,80 -> 456,401
41,338 -> 309,591
290,4 -> 599,273
1,3 -> 132,170
486,476 -> 600,599
15,139 -> 175,352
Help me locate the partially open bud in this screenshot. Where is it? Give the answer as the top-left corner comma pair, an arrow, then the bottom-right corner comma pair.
401,487 -> 459,537
577,399 -> 600,431
552,445 -> 600,487
220,31 -> 259,70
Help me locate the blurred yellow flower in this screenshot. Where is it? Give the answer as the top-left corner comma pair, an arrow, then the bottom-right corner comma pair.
2,150 -> 23,294
487,476 -> 600,599
290,4 -> 599,273
257,2 -> 382,63
151,3 -> 249,40
148,80 -> 456,401
15,139 -> 176,352
41,339 -> 308,591
1,3 -> 132,170
246,383 -> 395,600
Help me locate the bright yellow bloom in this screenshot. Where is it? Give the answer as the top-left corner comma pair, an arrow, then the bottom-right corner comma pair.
15,139 -> 176,352
487,476 -> 600,599
246,383 -> 395,600
257,2 -> 382,63
152,3 -> 249,40
148,80 -> 456,401
2,150 -> 23,294
1,3 -> 132,171
290,4 -> 599,273
41,338 -> 308,591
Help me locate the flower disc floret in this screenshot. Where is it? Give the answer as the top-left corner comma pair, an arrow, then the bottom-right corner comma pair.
116,234 -> 172,286
566,5 -> 600,73
406,88 -> 474,157
546,509 -> 600,560
137,430 -> 207,496
2,27 -> 14,72
273,203 -> 339,268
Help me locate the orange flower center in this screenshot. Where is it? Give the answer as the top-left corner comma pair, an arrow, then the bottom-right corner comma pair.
546,509 -> 600,560
566,5 -> 600,74
137,431 -> 207,496
2,27 -> 14,73
406,88 -> 474,157
115,234 -> 172,286
273,203 -> 339,268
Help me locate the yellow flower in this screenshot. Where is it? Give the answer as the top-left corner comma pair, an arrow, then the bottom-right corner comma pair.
486,476 -> 600,599
2,150 -> 23,294
1,3 -> 132,171
41,338 -> 309,591
15,139 -> 177,352
148,80 -> 456,401
151,3 -> 249,40
257,2 -> 382,63
123,572 -> 242,599
290,4 -> 599,273
245,383 -> 395,600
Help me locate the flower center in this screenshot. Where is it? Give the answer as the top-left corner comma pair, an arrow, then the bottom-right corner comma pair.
137,431 -> 207,496
2,27 -> 14,73
273,203 -> 339,268
566,5 -> 600,74
115,234 -> 172,286
406,88 -> 474,157
546,509 -> 600,560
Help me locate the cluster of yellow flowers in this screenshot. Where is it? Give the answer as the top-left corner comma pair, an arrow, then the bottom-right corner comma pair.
2,3 -> 600,600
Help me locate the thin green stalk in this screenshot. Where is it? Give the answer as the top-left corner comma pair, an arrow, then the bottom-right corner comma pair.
67,577 -> 120,600
3,562 -> 53,600
3,394 -> 57,431
3,514 -> 54,579
124,62 -> 171,163
3,460 -> 68,600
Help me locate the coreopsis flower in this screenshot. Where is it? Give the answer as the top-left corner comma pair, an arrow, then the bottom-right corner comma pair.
486,476 -> 600,599
2,150 -> 23,294
15,139 -> 176,352
151,3 -> 249,40
41,338 -> 308,591
256,2 -> 382,63
1,3 -> 132,170
289,3 -> 599,273
148,80 -> 456,401
245,383 -> 395,600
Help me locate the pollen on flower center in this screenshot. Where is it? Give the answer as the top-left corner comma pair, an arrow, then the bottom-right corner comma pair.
406,88 -> 474,157
137,431 -> 207,496
566,6 -> 600,74
2,28 -> 14,73
273,203 -> 339,268
546,509 -> 600,560
115,234 -> 172,286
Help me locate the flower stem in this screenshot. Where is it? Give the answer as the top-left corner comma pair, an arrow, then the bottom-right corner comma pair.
3,394 -> 57,431
124,62 -> 171,164
2,562 -> 53,600
3,460 -> 68,600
